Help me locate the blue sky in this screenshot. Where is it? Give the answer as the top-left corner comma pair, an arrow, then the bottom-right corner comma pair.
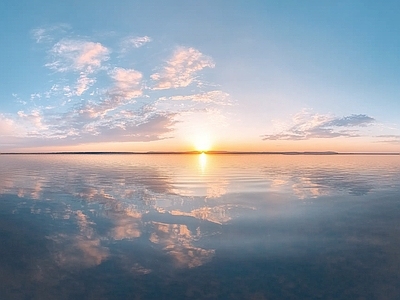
1,0 -> 400,152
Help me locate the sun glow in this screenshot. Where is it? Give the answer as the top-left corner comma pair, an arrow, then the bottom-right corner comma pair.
194,135 -> 212,152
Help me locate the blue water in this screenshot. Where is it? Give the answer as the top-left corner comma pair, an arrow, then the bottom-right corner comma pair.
0,154 -> 399,299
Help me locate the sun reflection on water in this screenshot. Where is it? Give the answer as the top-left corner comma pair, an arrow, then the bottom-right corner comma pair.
198,152 -> 207,173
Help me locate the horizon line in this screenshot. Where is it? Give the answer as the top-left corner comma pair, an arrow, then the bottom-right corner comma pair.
1,151 -> 399,155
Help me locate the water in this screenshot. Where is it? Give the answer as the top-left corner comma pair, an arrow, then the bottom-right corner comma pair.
0,154 -> 399,299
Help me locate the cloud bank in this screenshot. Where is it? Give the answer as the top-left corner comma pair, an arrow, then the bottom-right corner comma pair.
262,110 -> 375,141
0,27 -> 229,150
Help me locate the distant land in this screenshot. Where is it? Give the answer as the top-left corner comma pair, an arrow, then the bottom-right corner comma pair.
0,151 -> 399,155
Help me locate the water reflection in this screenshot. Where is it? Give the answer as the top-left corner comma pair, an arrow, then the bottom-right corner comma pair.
149,221 -> 215,268
198,152 -> 207,173
0,154 -> 399,299
109,208 -> 142,240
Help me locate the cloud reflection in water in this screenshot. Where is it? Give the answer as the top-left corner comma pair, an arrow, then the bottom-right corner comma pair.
0,154 -> 400,298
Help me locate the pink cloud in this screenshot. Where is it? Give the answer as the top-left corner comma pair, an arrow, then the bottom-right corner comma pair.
76,68 -> 144,118
17,109 -> 47,131
47,39 -> 110,72
0,114 -> 21,136
151,47 -> 215,90
110,67 -> 143,100
45,39 -> 110,96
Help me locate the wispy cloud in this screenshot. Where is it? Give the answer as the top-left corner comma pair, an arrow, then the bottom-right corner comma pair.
31,24 -> 71,44
262,110 -> 375,141
377,135 -> 400,144
0,110 -> 177,150
76,67 -> 143,119
31,28 -> 49,43
159,91 -> 231,105
49,112 -> 177,146
75,74 -> 96,96
45,39 -> 110,96
120,36 -> 152,52
324,114 -> 375,127
0,114 -> 21,136
17,109 -> 47,133
151,47 -> 215,90
46,39 -> 110,72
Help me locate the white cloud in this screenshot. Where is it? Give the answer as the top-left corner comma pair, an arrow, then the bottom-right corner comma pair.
262,110 -> 375,141
151,47 -> 215,90
30,93 -> 42,101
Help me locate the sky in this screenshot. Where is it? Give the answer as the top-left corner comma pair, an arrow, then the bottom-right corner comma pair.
1,0 -> 400,152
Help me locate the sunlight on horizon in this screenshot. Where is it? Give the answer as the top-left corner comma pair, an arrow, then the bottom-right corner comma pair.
194,134 -> 212,153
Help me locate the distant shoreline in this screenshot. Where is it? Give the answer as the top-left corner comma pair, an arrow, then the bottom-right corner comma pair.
0,151 -> 399,155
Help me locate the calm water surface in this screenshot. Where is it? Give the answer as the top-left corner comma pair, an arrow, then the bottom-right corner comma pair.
0,154 -> 399,299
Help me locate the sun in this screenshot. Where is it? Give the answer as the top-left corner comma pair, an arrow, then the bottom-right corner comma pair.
194,135 -> 212,152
